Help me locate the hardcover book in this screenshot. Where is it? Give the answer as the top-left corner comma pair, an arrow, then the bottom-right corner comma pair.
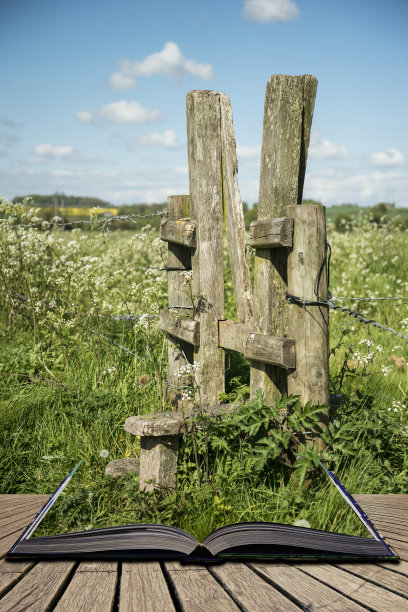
8,461 -> 399,562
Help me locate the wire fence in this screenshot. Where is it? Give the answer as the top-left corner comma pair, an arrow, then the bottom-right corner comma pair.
0,210 -> 168,231
1,212 -> 407,375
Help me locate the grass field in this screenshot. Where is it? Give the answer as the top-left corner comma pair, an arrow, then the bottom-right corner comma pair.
0,198 -> 407,541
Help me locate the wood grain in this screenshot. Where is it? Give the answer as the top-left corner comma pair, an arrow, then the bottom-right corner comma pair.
160,218 -> 196,248
0,561 -> 75,611
298,563 -> 408,611
251,562 -> 368,611
120,562 -> 176,612
211,562 -> 302,611
249,217 -> 294,248
220,92 -> 253,324
160,310 -> 200,346
287,204 -> 330,448
187,90 -> 225,406
164,561 -> 239,611
0,559 -> 35,597
165,195 -> 194,409
251,74 -> 317,403
54,562 -> 117,612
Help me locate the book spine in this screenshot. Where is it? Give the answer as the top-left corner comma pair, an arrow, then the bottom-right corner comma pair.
328,471 -> 395,556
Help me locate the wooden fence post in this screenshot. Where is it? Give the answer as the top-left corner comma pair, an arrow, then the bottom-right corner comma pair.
186,91 -> 225,407
164,195 -> 194,408
250,75 -> 317,404
287,204 -> 330,448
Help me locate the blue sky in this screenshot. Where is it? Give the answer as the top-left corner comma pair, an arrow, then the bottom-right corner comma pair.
1,0 -> 407,206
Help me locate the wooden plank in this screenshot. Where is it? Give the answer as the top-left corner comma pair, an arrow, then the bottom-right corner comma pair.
160,310 -> 200,346
299,563 -> 408,611
245,333 -> 296,369
219,92 -> 253,324
334,562 -> 408,597
160,218 -> 196,247
0,501 -> 47,519
120,561 -> 176,612
251,562 -> 367,611
218,320 -> 296,368
0,531 -> 32,557
249,217 -> 294,248
377,559 -> 408,576
287,204 -> 330,448
0,561 -> 75,611
250,74 -> 317,403
211,562 -> 302,611
0,559 -> 35,597
0,495 -> 50,500
165,195 -> 194,409
164,561 -> 239,611
218,320 -> 250,353
54,561 -> 117,612
0,506 -> 45,530
187,90 -> 225,406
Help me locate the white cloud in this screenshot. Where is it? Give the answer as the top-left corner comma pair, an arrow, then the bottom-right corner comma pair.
370,148 -> 405,167
304,168 -> 408,206
75,110 -> 95,124
50,169 -> 74,177
243,0 -> 299,22
110,42 -> 214,90
137,130 -> 178,148
99,101 -> 161,124
237,144 -> 261,159
33,144 -> 74,158
175,165 -> 188,175
308,131 -> 350,160
26,156 -> 44,164
76,101 -> 162,125
109,72 -> 136,91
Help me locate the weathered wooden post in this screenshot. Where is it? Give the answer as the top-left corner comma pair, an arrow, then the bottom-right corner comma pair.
287,204 -> 330,448
160,195 -> 194,408
250,74 -> 317,404
186,91 -> 225,407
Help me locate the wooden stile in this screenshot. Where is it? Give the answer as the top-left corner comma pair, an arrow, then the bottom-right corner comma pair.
187,90 -> 225,406
250,74 -> 317,403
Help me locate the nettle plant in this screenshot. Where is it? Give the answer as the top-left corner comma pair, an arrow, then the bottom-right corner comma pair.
178,390 -> 357,488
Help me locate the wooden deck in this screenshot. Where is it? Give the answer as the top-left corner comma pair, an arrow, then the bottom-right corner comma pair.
0,494 -> 407,611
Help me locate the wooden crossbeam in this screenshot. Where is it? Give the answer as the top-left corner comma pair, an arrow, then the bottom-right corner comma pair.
160,309 -> 200,346
218,320 -> 295,369
160,218 -> 196,247
249,217 -> 294,248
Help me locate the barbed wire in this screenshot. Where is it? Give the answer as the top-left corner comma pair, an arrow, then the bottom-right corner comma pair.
286,291 -> 408,342
0,210 -> 168,231
332,295 -> 408,302
286,240 -> 408,342
87,327 -> 146,361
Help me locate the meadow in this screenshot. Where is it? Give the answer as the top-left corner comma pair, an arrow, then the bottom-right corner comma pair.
0,198 -> 407,542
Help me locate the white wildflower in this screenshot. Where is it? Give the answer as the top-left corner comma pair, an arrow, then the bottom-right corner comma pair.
294,519 -> 311,528
99,449 -> 109,458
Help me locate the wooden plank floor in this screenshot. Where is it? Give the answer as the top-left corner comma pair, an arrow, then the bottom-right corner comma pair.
0,494 -> 407,611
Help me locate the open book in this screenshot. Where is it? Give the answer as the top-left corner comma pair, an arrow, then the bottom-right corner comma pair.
8,461 -> 399,562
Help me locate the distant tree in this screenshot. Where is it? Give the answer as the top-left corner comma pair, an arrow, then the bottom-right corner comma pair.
243,203 -> 258,229
302,199 -> 322,206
